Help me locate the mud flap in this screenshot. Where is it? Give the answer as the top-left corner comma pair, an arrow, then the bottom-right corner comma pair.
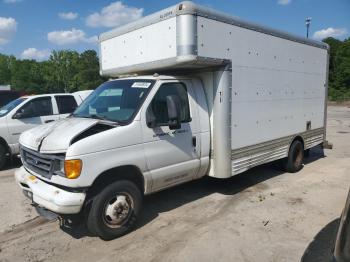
322,140 -> 333,149
59,213 -> 94,239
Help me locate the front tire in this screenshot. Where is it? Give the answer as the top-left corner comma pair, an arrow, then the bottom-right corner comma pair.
283,140 -> 304,173
0,144 -> 8,170
86,180 -> 142,240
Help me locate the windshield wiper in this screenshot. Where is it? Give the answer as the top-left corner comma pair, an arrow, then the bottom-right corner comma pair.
72,114 -> 119,124
90,114 -> 108,120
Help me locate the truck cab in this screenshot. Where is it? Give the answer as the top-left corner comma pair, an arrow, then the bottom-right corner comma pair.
15,75 -> 210,239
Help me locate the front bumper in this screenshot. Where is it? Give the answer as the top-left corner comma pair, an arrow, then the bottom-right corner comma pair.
15,166 -> 86,214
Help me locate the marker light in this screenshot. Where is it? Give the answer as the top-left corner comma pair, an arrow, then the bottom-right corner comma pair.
64,159 -> 82,179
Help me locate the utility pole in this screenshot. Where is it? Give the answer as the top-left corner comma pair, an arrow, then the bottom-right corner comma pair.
305,17 -> 312,38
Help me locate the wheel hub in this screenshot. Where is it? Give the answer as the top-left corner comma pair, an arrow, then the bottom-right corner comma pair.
104,195 -> 131,226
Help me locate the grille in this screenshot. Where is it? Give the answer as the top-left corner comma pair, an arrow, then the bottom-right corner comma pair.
20,147 -> 64,179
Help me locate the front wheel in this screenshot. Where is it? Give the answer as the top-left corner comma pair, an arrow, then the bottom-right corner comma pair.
283,140 -> 304,173
86,180 -> 142,240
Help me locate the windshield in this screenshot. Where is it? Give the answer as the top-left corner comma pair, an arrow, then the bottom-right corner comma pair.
0,97 -> 27,117
73,79 -> 155,123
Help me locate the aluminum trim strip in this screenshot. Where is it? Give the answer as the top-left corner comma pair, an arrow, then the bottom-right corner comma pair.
210,127 -> 324,160
232,128 -> 324,160
229,128 -> 324,175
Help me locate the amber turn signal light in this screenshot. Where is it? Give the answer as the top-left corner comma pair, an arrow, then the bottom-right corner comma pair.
64,159 -> 82,179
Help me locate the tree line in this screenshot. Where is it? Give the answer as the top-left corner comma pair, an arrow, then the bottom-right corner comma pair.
323,37 -> 350,101
0,37 -> 349,100
0,50 -> 106,94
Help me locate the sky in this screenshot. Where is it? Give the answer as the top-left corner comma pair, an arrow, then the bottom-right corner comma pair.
0,0 -> 349,61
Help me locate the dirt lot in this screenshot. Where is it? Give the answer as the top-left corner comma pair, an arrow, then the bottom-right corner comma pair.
0,105 -> 349,262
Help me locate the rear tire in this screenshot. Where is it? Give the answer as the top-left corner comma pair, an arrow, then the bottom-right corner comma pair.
86,180 -> 142,240
283,140 -> 304,173
0,144 -> 8,170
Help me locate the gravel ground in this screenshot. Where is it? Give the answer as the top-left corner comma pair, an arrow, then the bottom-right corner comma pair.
0,105 -> 349,262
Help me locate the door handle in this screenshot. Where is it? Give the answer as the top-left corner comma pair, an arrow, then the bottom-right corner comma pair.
192,136 -> 197,147
45,120 -> 54,123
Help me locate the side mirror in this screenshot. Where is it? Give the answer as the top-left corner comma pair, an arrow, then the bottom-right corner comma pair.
166,95 -> 181,130
13,107 -> 33,119
13,111 -> 24,119
146,108 -> 156,128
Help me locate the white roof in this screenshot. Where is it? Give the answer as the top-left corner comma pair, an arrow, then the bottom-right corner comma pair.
21,93 -> 73,99
109,75 -> 188,82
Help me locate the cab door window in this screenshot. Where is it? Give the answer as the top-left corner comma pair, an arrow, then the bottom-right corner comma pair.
148,82 -> 191,127
19,97 -> 53,118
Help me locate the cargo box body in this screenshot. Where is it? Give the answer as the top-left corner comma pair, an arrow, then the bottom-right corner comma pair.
100,1 -> 329,178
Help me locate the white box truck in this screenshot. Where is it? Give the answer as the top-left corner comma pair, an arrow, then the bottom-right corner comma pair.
15,1 -> 329,240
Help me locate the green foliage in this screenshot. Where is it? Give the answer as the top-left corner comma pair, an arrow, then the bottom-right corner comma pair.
74,50 -> 105,91
323,37 -> 350,101
0,49 -> 106,94
0,54 -> 14,85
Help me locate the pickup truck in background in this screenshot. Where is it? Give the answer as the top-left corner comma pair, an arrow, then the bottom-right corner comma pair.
15,1 -> 329,240
0,91 -> 92,169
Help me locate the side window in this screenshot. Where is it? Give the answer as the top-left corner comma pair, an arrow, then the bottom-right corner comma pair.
20,97 -> 53,118
149,82 -> 191,126
55,96 -> 78,114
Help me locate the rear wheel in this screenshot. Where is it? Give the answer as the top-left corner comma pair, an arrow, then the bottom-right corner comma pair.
0,144 -> 8,170
283,140 -> 304,173
86,180 -> 142,240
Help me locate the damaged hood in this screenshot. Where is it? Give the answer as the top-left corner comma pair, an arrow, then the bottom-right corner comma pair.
20,117 -> 101,153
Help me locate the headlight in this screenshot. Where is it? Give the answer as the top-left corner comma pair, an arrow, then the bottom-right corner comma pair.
59,160 -> 65,173
64,159 -> 82,179
52,159 -> 65,177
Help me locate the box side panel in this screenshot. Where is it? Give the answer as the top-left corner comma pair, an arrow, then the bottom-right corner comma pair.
100,17 -> 177,73
197,16 -> 328,151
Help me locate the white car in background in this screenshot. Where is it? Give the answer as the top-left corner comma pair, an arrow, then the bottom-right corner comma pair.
0,91 -> 93,169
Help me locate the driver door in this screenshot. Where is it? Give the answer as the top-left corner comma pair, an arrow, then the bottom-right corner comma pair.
141,80 -> 201,192
7,96 -> 59,150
